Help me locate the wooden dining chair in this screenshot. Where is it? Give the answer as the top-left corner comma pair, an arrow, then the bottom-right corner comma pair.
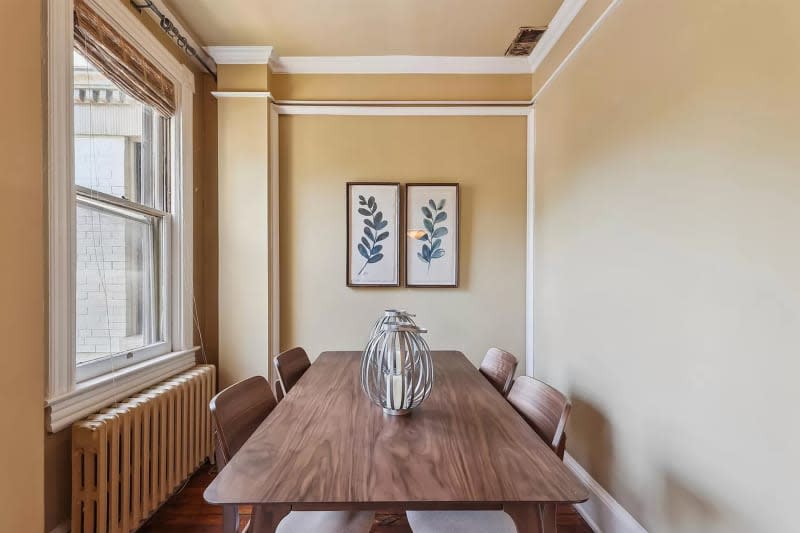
210,376 -> 374,533
506,376 -> 572,458
274,346 -> 311,397
478,347 -> 518,396
407,376 -> 571,533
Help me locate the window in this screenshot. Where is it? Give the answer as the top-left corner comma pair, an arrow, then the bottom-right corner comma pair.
47,0 -> 196,433
73,49 -> 171,380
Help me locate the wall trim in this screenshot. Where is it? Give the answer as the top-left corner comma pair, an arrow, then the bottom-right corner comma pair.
47,0 -> 76,399
525,109 -> 535,376
272,55 -> 533,74
528,0 -> 588,72
564,453 -> 648,533
205,45 -> 276,64
274,105 -> 531,116
533,0 -> 624,103
211,91 -> 273,99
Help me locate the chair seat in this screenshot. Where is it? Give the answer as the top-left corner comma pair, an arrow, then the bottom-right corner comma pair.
406,510 -> 516,533
277,510 -> 375,533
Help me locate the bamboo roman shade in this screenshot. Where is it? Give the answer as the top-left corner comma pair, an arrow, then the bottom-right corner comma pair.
73,0 -> 176,117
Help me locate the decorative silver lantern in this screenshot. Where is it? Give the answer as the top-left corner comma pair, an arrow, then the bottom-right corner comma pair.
368,309 -> 416,340
361,323 -> 434,415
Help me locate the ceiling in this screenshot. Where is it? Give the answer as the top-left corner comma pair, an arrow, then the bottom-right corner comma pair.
165,0 -> 563,57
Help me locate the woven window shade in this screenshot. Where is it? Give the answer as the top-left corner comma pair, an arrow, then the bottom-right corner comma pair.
73,0 -> 176,117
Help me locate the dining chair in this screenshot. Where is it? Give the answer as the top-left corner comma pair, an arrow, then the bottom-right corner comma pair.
210,376 -> 374,533
478,347 -> 518,396
274,346 -> 311,397
407,376 -> 571,533
506,376 -> 572,458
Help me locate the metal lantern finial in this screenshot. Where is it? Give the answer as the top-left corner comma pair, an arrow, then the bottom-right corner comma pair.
368,309 -> 416,340
361,322 -> 434,415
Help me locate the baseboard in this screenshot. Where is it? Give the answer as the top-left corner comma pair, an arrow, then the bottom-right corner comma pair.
49,520 -> 70,533
564,453 -> 648,533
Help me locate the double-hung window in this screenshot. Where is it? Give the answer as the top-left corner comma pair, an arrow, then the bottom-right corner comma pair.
46,0 -> 196,432
74,49 -> 172,380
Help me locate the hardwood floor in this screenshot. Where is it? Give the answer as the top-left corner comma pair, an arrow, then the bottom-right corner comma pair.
139,463 -> 594,533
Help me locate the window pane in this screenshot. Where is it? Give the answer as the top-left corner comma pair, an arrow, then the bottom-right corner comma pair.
73,49 -> 169,211
76,203 -> 163,364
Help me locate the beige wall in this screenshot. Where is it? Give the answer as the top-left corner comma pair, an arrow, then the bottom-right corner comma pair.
534,1 -> 800,531
0,1 -> 45,532
279,115 -> 527,368
270,73 -> 532,101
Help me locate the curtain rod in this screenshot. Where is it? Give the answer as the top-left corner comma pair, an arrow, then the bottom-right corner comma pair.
130,0 -> 217,80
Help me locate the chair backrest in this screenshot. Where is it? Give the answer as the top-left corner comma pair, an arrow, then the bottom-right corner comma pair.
479,347 -> 518,396
274,346 -> 311,396
507,376 -> 571,456
209,376 -> 276,465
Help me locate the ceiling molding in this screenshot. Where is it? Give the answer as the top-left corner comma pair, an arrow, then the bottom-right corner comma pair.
205,45 -> 276,64
528,0 -> 588,72
271,55 -> 533,74
533,0 -> 622,103
211,91 -> 273,99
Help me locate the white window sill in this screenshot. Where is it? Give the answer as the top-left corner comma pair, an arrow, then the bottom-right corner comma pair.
45,347 -> 199,433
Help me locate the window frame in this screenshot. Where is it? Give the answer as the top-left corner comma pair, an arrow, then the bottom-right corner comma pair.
46,0 -> 196,432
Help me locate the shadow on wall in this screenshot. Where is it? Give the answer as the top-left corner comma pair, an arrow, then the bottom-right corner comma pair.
661,470 -> 723,532
569,395 -> 614,488
567,395 -> 757,532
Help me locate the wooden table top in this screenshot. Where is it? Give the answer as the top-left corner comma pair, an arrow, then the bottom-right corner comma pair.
204,351 -> 588,507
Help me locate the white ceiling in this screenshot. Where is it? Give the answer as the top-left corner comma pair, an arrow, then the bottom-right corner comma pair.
165,0 -> 564,57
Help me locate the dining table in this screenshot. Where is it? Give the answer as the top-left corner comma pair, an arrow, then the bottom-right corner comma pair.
204,350 -> 589,533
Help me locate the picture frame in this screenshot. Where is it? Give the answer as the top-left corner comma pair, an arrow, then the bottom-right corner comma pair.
346,182 -> 402,287
405,183 -> 460,287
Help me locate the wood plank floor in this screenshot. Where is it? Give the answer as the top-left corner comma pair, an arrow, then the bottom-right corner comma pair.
139,463 -> 593,532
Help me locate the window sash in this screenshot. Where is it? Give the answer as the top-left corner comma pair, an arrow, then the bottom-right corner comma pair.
74,193 -> 172,382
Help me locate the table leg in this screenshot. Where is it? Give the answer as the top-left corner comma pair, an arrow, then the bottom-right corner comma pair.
503,503 -> 557,533
222,504 -> 239,533
249,505 -> 290,533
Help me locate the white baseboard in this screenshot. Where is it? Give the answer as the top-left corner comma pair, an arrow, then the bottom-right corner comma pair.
49,520 -> 70,533
564,453 -> 648,533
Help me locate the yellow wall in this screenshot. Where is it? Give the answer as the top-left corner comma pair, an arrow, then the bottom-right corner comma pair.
0,0 -> 45,531
279,115 -> 527,367
270,73 -> 532,101
534,1 -> 800,531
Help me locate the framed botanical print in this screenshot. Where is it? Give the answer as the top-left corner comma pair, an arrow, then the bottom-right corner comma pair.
346,182 -> 401,287
405,183 -> 460,287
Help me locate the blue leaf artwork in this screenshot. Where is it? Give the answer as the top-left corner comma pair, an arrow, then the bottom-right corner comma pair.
357,194 -> 389,275
414,198 -> 448,272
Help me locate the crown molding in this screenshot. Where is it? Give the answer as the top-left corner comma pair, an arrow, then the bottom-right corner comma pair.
528,0 -> 589,72
271,55 -> 533,74
205,45 -> 276,64
533,0 -> 623,103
